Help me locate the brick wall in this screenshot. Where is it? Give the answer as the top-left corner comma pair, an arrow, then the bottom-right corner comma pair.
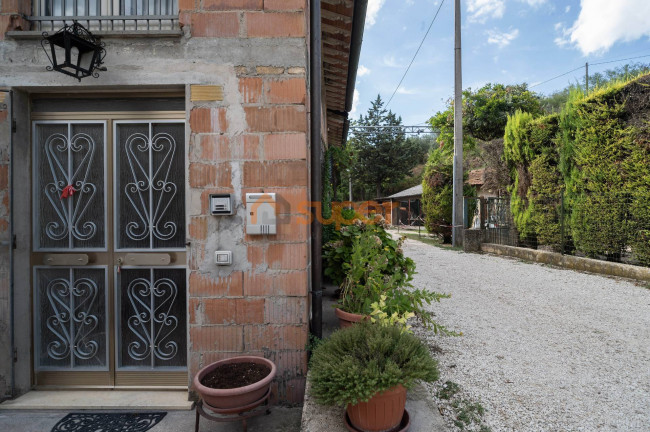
0,0 -> 29,39
183,0 -> 310,404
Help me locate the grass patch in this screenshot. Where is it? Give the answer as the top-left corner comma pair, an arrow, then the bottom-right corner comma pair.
435,380 -> 491,431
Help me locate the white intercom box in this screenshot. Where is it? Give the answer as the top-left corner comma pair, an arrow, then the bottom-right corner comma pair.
210,194 -> 234,215
246,193 -> 277,235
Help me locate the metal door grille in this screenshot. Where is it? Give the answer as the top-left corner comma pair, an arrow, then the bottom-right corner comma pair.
34,266 -> 109,370
117,267 -> 186,369
115,121 -> 185,250
33,121 -> 107,251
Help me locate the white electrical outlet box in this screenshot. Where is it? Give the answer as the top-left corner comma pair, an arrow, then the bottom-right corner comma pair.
210,194 -> 234,215
214,251 -> 232,266
246,193 -> 277,235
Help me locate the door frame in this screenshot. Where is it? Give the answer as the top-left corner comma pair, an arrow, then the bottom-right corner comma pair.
30,110 -> 187,389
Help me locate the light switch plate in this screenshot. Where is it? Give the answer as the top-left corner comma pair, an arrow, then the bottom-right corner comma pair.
214,251 -> 233,266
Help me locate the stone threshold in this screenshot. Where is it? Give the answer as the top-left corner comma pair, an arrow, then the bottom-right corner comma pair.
0,390 -> 193,411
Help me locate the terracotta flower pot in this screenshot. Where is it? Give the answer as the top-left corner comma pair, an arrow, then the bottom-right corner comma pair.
346,384 -> 407,432
335,307 -> 366,328
193,356 -> 276,410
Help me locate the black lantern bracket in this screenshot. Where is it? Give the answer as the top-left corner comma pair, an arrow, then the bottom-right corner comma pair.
41,21 -> 107,81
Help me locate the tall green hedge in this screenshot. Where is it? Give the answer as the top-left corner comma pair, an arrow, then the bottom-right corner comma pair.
504,73 -> 650,263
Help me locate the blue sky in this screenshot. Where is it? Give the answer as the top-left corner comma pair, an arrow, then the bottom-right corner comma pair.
352,0 -> 650,126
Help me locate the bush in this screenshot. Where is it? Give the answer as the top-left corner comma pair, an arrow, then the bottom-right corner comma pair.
309,322 -> 439,406
323,216 -> 413,287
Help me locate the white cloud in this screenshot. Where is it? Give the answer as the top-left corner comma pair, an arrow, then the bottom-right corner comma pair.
486,28 -> 520,48
563,0 -> 650,55
467,0 -> 505,23
351,89 -> 360,115
381,55 -> 401,68
366,0 -> 386,27
565,5 -> 570,13
396,87 -> 418,95
357,65 -> 371,77
518,0 -> 546,6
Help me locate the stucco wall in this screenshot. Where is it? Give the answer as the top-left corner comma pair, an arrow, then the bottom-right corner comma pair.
0,0 -> 311,403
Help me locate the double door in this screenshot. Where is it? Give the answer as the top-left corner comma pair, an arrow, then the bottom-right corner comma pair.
31,114 -> 187,387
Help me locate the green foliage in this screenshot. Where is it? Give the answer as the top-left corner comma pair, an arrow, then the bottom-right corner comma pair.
349,95 -> 426,198
308,321 -> 439,406
437,380 -> 460,400
504,112 -> 563,246
323,217 -> 412,287
422,148 -> 475,242
336,230 -> 452,332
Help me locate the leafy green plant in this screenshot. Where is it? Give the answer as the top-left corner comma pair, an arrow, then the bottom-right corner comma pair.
323,216 -> 412,287
337,230 -> 454,333
309,321 -> 439,406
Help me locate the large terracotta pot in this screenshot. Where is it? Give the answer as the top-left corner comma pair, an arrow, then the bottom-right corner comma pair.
335,307 -> 366,328
193,356 -> 276,409
346,385 -> 407,432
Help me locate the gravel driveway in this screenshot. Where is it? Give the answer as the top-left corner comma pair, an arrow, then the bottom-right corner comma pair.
402,237 -> 650,432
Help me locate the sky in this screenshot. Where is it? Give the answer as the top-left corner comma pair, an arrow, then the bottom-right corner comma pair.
351,0 -> 650,126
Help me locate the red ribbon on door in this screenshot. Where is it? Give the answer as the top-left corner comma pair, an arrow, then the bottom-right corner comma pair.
60,184 -> 76,200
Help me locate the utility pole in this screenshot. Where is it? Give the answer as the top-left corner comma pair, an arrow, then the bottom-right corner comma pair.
452,0 -> 463,247
585,62 -> 589,93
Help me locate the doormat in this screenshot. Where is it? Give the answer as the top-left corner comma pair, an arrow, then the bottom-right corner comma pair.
51,412 -> 167,432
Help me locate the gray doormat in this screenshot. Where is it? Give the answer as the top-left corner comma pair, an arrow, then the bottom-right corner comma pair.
51,412 -> 167,432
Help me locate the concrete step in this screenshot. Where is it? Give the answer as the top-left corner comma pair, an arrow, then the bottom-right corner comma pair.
0,390 -> 193,410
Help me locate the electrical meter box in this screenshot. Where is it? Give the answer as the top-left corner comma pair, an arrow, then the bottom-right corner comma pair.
246,193 -> 277,235
210,194 -> 234,215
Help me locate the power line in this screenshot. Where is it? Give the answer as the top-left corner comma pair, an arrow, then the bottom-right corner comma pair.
591,53 -> 650,66
529,53 -> 650,89
385,0 -> 446,108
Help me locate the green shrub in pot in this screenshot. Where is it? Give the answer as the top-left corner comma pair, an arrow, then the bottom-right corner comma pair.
337,229 -> 454,334
309,321 -> 439,407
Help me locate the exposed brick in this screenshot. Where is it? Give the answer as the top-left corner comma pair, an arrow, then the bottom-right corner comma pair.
178,0 -> 196,11
190,107 -> 228,133
262,187 -> 308,214
0,0 -> 30,15
236,298 -> 266,324
276,215 -> 309,241
283,377 -> 307,405
264,0 -> 304,11
287,67 -> 306,75
189,162 -> 232,188
264,297 -> 307,324
273,271 -> 308,296
202,299 -> 238,324
256,66 -> 284,75
239,77 -> 263,104
246,12 -> 305,38
264,133 -> 307,160
195,135 -> 229,161
245,106 -> 306,132
242,161 -> 308,187
268,243 -> 308,270
247,245 -> 267,269
243,272 -> 273,296
190,325 -> 243,352
188,216 -> 208,241
190,12 -> 239,38
242,135 -> 261,159
265,78 -> 306,104
204,0 -> 262,11
189,271 -> 244,297
189,298 -> 201,324
243,325 -> 307,351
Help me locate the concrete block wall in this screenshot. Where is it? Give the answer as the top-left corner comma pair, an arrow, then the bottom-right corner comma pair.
181,0 -> 310,404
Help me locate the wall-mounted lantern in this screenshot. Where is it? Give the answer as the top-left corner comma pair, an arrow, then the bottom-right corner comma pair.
41,21 -> 107,81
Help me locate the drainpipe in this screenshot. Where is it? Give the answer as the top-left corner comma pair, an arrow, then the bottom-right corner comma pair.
0,89 -> 15,401
344,0 -> 368,117
310,0 -> 323,339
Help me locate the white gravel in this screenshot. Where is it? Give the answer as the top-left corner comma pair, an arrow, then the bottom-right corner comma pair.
402,237 -> 650,432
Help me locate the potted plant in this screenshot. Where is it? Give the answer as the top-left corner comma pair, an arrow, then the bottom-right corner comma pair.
193,356 -> 276,410
335,230 -> 453,335
309,321 -> 439,432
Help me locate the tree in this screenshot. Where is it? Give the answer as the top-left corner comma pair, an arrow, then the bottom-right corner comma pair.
349,95 -> 424,199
